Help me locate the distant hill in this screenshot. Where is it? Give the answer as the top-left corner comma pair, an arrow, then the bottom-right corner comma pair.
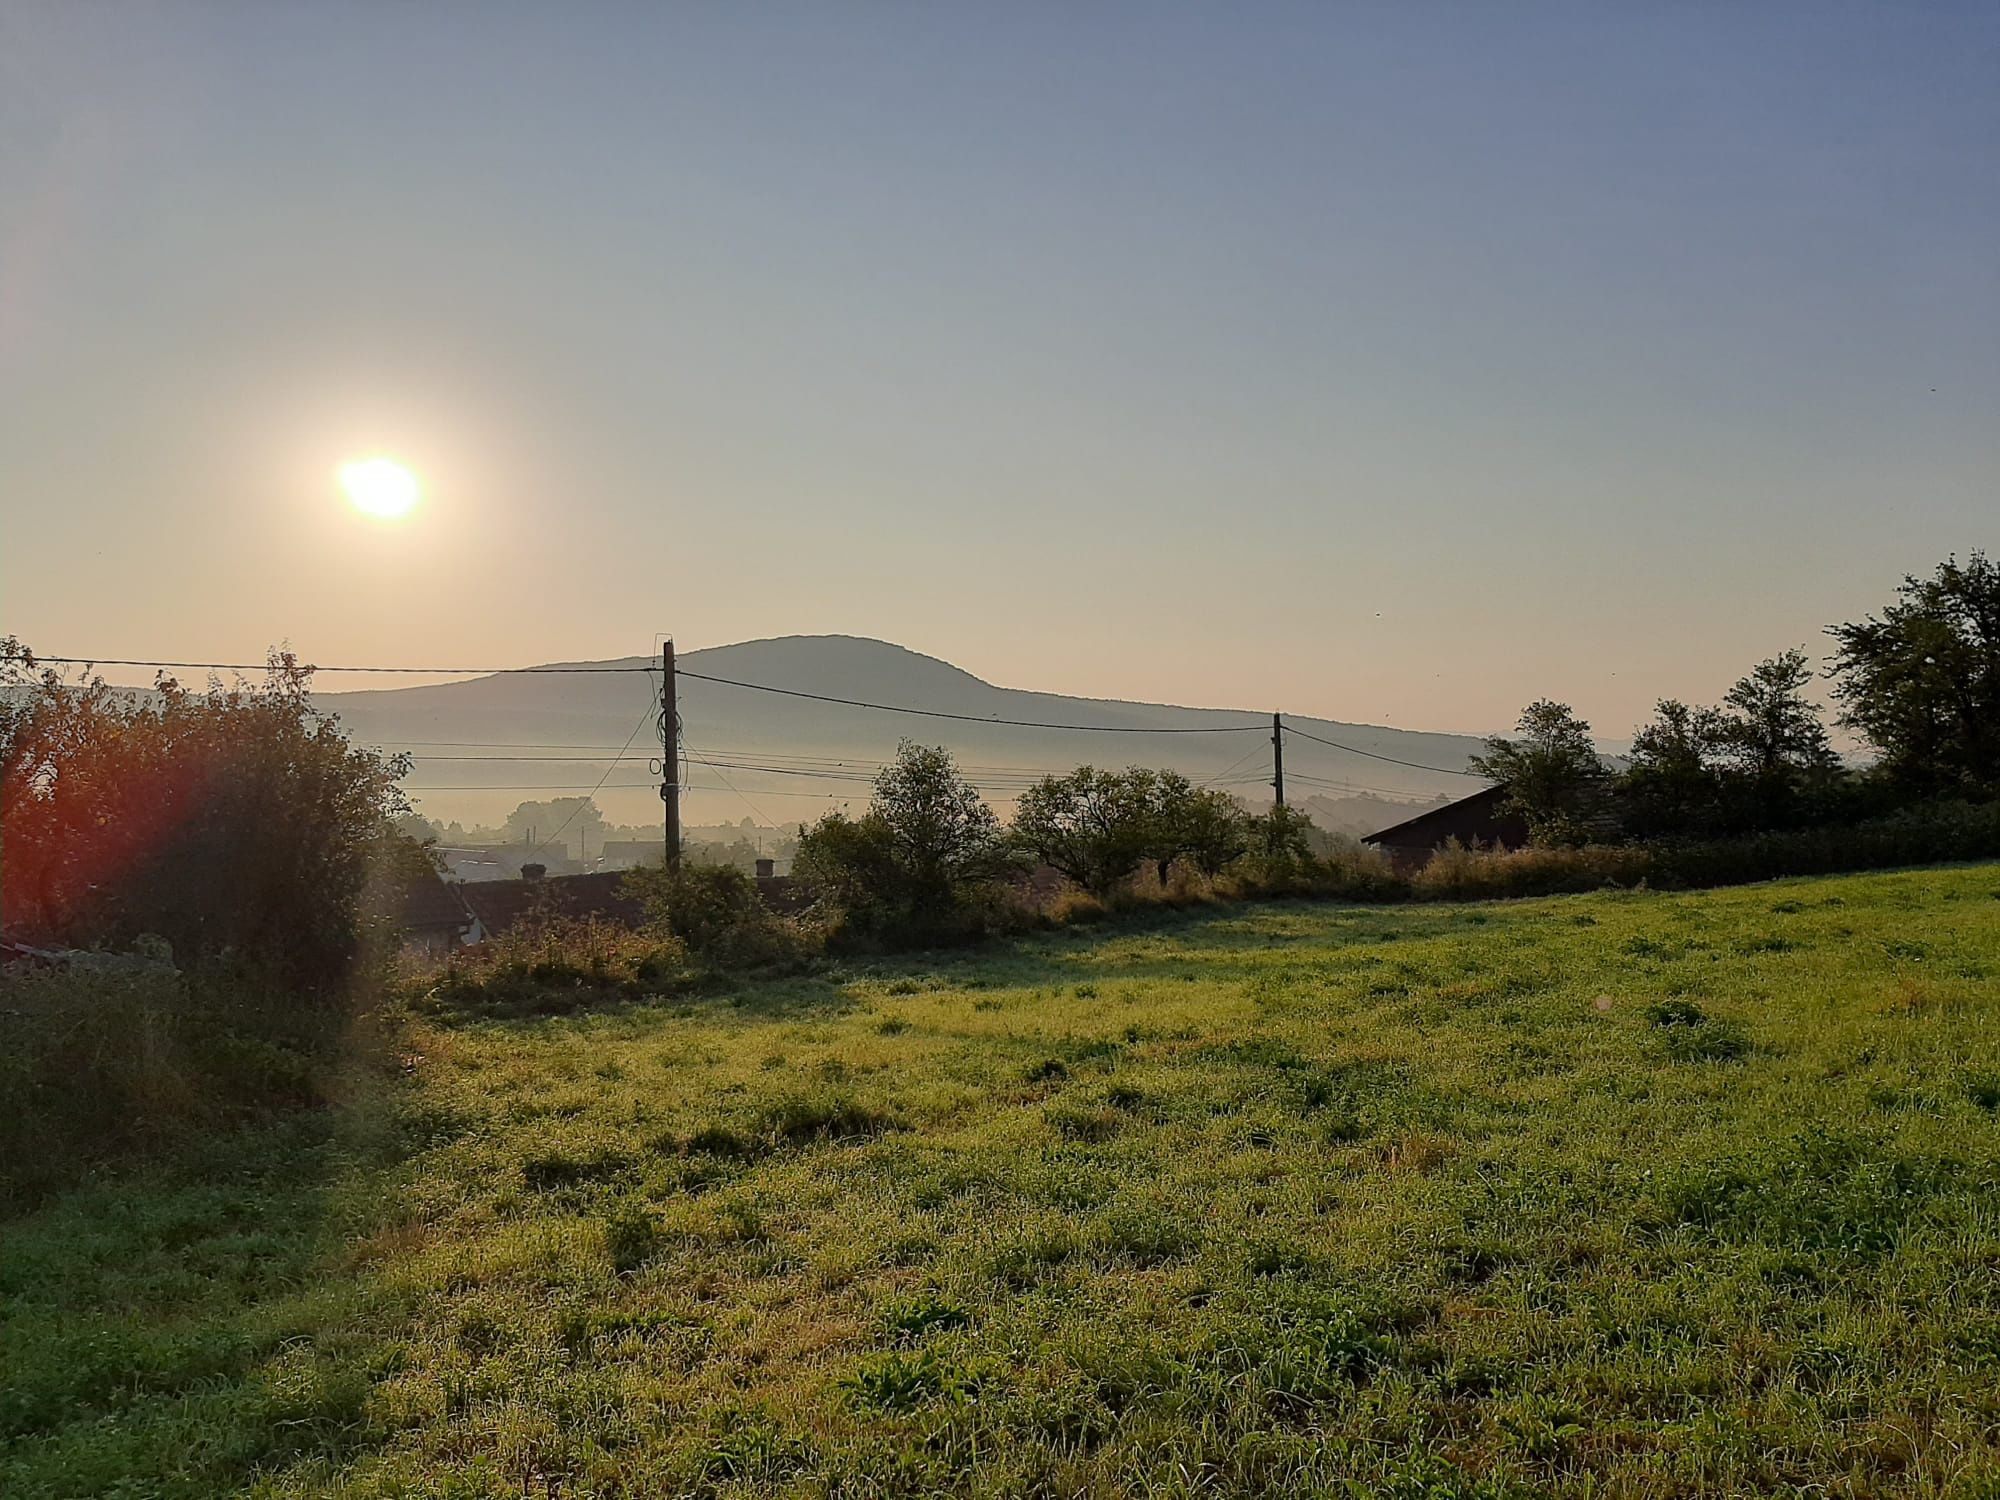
316,635 -> 1491,829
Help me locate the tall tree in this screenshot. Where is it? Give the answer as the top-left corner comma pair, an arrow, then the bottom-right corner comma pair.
792,742 -> 1012,937
1469,700 -> 1609,846
502,797 -> 606,856
1828,553 -> 2000,794
869,741 -> 1010,918
1717,650 -> 1839,824
1148,772 -> 1250,880
1621,698 -> 1729,837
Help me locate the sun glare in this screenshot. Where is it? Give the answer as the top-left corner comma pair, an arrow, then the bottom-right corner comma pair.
340,457 -> 421,519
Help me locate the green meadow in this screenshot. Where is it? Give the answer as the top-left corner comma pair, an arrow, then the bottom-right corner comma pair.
7,865 -> 2000,1498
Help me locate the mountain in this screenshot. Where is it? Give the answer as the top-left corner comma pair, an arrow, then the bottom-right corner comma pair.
317,635 -> 1491,829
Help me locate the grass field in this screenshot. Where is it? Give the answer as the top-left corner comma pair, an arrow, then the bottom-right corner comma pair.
7,865 -> 2000,1498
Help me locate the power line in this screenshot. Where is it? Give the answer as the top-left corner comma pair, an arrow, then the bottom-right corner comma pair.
41,648 -> 1484,777
406,754 -> 654,762
682,744 -> 787,827
1200,744 -> 1266,788
1280,722 -> 1488,778
379,738 -> 652,750
33,655 -> 654,676
520,699 -> 657,860
676,667 -> 1265,734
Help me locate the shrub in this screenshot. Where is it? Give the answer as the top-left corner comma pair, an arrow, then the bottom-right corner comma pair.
1402,800 -> 2000,902
1231,834 -> 1402,900
1410,841 -> 1649,900
415,915 -> 692,1016
0,643 -> 418,992
1011,767 -> 1160,895
794,743 -> 1019,947
623,862 -> 808,967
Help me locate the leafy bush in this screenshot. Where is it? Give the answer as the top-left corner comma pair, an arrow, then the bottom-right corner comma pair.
623,862 -> 809,967
1231,832 -> 1402,900
0,643 -> 419,992
794,743 -> 1020,945
1010,766 -> 1160,895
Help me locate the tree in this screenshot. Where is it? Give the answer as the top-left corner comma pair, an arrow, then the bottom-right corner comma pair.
791,810 -> 901,923
1620,699 -> 1729,837
871,742 -> 1012,916
1149,773 -> 1250,880
1244,803 -> 1317,865
1010,766 -> 1159,895
502,797 -> 605,857
1469,700 -> 1608,846
792,742 -> 1012,937
0,641 -> 415,989
1717,650 -> 1839,825
1828,553 -> 2000,794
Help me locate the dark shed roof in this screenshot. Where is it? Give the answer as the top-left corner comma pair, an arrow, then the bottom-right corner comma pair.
396,873 -> 473,933
1361,784 -> 1526,856
459,871 -> 648,941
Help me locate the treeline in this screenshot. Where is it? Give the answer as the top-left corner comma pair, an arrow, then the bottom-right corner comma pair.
1474,553 -> 2000,845
778,747 -> 1331,944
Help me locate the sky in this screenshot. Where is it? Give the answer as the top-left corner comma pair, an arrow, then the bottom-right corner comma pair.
2,2 -> 1995,741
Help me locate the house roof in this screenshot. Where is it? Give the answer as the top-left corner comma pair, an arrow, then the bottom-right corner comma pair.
1361,783 -> 1519,848
396,873 -> 473,932
458,871 -> 648,940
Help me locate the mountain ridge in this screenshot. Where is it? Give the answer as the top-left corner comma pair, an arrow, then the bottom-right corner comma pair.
313,634 -> 1490,827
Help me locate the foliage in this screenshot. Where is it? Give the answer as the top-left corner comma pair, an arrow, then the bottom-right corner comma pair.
413,914 -> 693,1016
0,959 -> 357,1208
1244,802 -> 1318,864
1714,649 -> 1840,826
1621,698 -> 1731,838
623,861 -> 806,967
1410,839 -> 1652,900
1828,551 -> 2000,795
1408,800 -> 2000,900
11,865 -> 2000,1496
0,641 -> 418,991
1010,766 -> 1160,895
793,742 -> 1016,942
1619,655 -> 1842,838
1144,771 -> 1247,883
1145,770 -> 1250,881
1469,700 -> 1610,846
500,796 -> 606,856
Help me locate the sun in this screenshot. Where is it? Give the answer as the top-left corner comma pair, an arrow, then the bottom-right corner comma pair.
339,457 -> 421,519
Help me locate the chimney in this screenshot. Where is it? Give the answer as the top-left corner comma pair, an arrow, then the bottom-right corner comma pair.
521,862 -> 547,881
754,858 -> 775,880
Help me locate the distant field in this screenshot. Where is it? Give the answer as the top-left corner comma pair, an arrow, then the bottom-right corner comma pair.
7,866 -> 2000,1497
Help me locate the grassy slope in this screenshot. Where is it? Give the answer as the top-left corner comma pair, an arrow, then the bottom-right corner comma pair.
6,867 -> 2000,1498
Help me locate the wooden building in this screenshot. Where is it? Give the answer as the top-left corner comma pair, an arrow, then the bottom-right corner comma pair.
1361,784 -> 1525,872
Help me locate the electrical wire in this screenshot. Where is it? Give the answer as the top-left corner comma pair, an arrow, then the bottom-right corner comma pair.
682,743 -> 789,827
1281,722 -> 1487,777
519,699 -> 657,860
676,667 -> 1264,734
32,656 -> 655,675
1199,744 -> 1267,788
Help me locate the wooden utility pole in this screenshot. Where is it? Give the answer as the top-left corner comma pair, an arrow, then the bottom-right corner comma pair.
1271,712 -> 1285,808
661,640 -> 681,870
